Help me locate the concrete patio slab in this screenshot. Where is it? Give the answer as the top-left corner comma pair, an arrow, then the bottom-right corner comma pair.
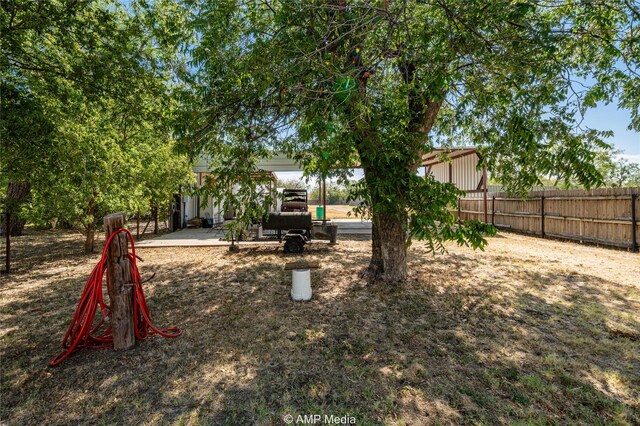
135,219 -> 372,248
135,228 -> 255,248
332,218 -> 372,234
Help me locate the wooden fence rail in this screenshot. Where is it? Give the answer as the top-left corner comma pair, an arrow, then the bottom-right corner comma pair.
457,187 -> 639,252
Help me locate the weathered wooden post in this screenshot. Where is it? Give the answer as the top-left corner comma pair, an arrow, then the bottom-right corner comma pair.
491,196 -> 496,226
103,213 -> 135,350
482,160 -> 488,223
632,193 -> 637,253
540,195 -> 545,238
322,174 -> 328,224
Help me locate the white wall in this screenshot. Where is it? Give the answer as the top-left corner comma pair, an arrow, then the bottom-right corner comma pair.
427,154 -> 482,192
179,153 -> 301,225
181,195 -> 223,223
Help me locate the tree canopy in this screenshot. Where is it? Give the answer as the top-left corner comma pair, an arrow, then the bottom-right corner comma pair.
1,0 -> 193,251
185,0 -> 639,282
2,0 -> 638,277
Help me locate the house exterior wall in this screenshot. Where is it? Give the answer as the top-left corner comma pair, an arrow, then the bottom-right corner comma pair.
179,170 -> 223,225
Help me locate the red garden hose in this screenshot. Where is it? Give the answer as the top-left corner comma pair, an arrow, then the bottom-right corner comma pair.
50,228 -> 181,366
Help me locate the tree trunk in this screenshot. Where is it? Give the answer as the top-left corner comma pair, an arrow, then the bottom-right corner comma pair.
3,212 -> 10,274
367,212 -> 407,283
351,57 -> 442,285
6,216 -> 26,237
1,182 -> 30,237
367,215 -> 383,277
84,193 -> 97,253
84,228 -> 95,253
152,205 -> 159,234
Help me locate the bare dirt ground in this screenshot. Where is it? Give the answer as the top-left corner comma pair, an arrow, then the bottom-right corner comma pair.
1,229 -> 639,425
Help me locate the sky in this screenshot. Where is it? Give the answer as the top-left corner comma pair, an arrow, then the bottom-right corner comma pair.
581,103 -> 639,164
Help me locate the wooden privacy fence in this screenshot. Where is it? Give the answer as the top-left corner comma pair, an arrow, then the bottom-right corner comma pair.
457,187 -> 639,252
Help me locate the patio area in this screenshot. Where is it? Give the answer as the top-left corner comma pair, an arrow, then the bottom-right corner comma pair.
135,228 -> 276,248
135,219 -> 372,248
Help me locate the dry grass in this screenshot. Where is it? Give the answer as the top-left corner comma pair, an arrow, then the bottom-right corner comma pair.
1,229 -> 639,425
308,205 -> 358,220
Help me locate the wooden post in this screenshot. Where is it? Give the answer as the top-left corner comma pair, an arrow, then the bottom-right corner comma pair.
632,193 -> 637,253
491,196 -> 495,226
482,161 -> 488,223
322,174 -> 327,224
457,197 -> 461,222
103,213 -> 135,350
540,196 -> 545,238
273,174 -> 278,210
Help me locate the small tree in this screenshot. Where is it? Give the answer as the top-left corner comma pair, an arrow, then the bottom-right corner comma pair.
605,158 -> 640,187
552,149 -> 640,188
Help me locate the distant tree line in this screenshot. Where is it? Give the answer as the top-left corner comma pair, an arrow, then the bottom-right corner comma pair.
277,178 -> 354,205
540,149 -> 640,189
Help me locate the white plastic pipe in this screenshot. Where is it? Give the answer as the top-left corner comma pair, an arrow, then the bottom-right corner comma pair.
291,269 -> 312,301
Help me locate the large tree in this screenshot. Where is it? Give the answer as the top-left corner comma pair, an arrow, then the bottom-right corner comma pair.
1,0 -> 193,254
187,0 -> 638,282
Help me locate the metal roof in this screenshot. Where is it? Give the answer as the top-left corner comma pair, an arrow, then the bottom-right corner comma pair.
195,148 -> 480,172
421,147 -> 479,167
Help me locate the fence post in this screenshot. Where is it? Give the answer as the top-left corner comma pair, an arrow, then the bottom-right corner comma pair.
540,196 -> 545,238
491,196 -> 495,226
632,193 -> 638,253
482,161 -> 488,223
457,197 -> 461,222
103,213 -> 136,350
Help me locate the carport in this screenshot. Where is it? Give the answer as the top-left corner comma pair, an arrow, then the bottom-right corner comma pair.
421,147 -> 488,222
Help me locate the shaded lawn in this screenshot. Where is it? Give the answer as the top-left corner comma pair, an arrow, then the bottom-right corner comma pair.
1,229 -> 639,425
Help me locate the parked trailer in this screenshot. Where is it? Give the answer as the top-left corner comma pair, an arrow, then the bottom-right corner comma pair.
261,212 -> 337,253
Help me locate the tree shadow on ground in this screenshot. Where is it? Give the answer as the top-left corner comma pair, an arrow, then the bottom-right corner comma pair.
1,234 -> 638,425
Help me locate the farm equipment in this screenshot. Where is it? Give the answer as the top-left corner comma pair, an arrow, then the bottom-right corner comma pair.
281,189 -> 308,212
261,212 -> 337,253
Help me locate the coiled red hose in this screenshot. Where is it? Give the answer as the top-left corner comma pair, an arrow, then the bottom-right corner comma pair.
50,228 -> 182,366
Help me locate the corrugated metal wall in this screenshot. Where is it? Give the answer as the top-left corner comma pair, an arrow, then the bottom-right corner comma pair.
429,163 -> 448,183
427,154 -> 482,191
452,154 -> 482,191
